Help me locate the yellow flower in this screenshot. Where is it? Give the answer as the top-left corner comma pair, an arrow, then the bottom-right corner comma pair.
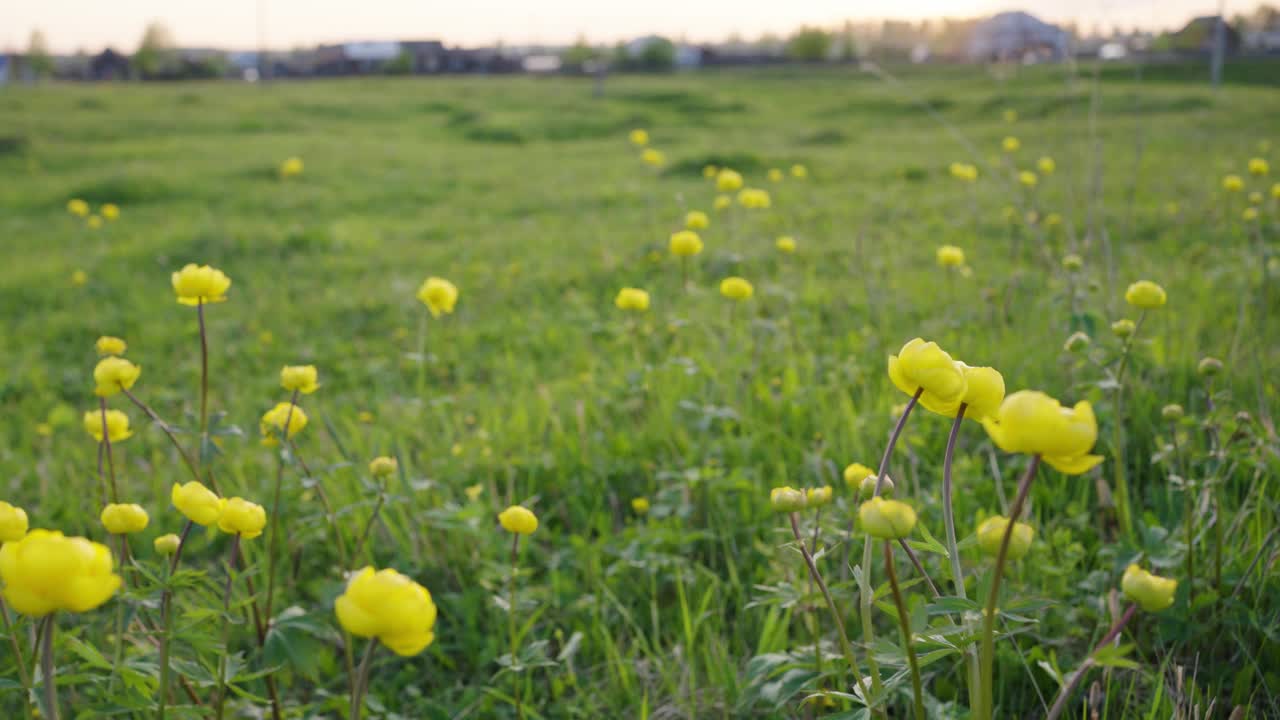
35,423 -> 52,437
1222,174 -> 1244,192
887,338 -> 967,410
357,410 -> 375,423
982,390 -> 1103,475
1165,201 -> 1180,215
93,356 -> 141,397
770,236 -> 796,255
669,230 -> 703,257
1111,318 -> 1136,338
976,515 -> 1034,561
95,336 -> 127,356
171,264 -> 231,306
260,402 -> 308,445
790,164 -> 808,179
719,276 -> 753,301
67,198 -> 90,217
1121,564 -> 1177,612
1244,207 -> 1259,222
100,504 -> 149,535
71,270 -> 88,287
279,156 -> 304,178
716,169 -> 744,193
1045,212 -> 1062,227
217,498 -> 267,539
713,194 -> 732,211
172,481 -> 225,526
641,148 -> 665,167
629,128 -> 649,147
86,215 -> 103,230
464,484 -> 484,501
920,363 -> 1005,421
83,409 -> 132,443
1248,191 -> 1263,205
1124,280 -> 1167,309
614,287 -> 650,312
1248,157 -> 1270,176
684,210 -> 709,230
1002,136 -> 1020,153
499,505 -> 538,535
842,463 -> 875,489
101,203 -> 120,221
1037,156 -> 1055,174
859,497 -> 917,539
280,365 -> 320,394
769,486 -> 806,513
1002,108 -> 1017,123
0,502 -> 29,542
806,486 -> 833,507
1062,254 -> 1083,271
154,534 -> 181,555
1272,182 -> 1280,199
631,497 -> 650,515
767,168 -> 783,183
949,162 -> 978,182
702,164 -> 718,178
369,456 -> 398,478
416,277 -> 459,318
936,245 -> 965,267
0,530 -> 121,616
1019,170 -> 1038,188
737,188 -> 771,209
336,566 -> 437,656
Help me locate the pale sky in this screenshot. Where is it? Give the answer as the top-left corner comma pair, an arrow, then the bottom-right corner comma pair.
4,0 -> 1243,53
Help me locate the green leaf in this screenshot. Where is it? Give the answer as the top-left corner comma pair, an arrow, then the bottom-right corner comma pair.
1091,643 -> 1139,669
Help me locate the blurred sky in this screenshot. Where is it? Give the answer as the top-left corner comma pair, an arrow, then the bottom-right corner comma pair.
6,0 -> 1240,53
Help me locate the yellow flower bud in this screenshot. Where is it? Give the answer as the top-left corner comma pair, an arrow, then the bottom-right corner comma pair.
614,287 -> 650,312
713,194 -> 732,211
737,188 -> 771,209
936,245 -> 965,267
790,164 -> 808,179
982,391 -> 1103,475
171,263 -> 231,306
217,498 -> 267,539
0,502 -> 29,542
1037,156 -> 1055,174
1062,254 -> 1083,271
719,277 -> 753,301
843,463 -> 875,489
0,530 -> 121,615
684,210 -> 709,231
1111,318 -> 1136,338
83,409 -> 132,443
100,503 -> 149,535
71,270 -> 88,286
1248,157 -> 1269,176
1243,207 -> 1259,222
631,497 -> 650,515
1161,404 -> 1185,421
154,534 -> 181,555
499,505 -> 538,535
67,198 -> 90,217
806,486 -> 833,508
1018,170 -> 1038,187
95,336 -> 127,356
975,515 -> 1034,561
171,481 -> 225,527
669,230 -> 703,257
1124,280 -> 1167,309
641,148 -> 666,167
416,277 -> 458,318
280,365 -> 320,394
336,566 -> 437,656
768,168 -> 783,183
1002,136 -> 1020,153
279,157 -> 304,178
629,128 -> 648,147
1064,331 -> 1091,353
1121,564 -> 1177,612
702,164 -> 718,178
888,338 -> 967,410
775,236 -> 796,254
93,357 -> 141,397
715,169 -> 743,193
769,486 -> 806,513
859,497 -> 917,539
860,474 -> 894,500
1222,174 -> 1244,192
1002,109 -> 1017,123
1197,357 -> 1223,377
369,456 -> 398,478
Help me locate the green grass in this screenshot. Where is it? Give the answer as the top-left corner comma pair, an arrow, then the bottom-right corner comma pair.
0,62 -> 1278,719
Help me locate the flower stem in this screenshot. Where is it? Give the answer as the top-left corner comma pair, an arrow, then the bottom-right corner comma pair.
214,535 -> 241,720
509,533 -> 525,720
39,615 -> 58,720
976,454 -> 1040,720
1044,604 -> 1138,720
118,386 -> 217,493
197,299 -> 210,452
353,471 -> 389,564
884,541 -> 925,720
1111,310 -> 1146,540
350,640 -> 377,720
99,398 -> 119,503
788,514 -> 870,706
1,599 -> 34,720
157,521 -> 191,720
942,404 -> 980,701
264,390 -> 300,633
1171,425 -> 1194,600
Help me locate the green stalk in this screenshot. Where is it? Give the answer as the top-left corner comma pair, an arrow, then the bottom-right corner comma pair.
350,640 -> 377,720
263,390 -> 300,630
197,298 -> 210,457
1,599 -> 34,720
214,534 -> 241,720
1111,310 -> 1146,541
157,521 -> 192,720
99,398 -> 119,502
39,615 -> 58,720
509,533 -> 525,720
884,541 -> 925,720
941,405 -> 980,701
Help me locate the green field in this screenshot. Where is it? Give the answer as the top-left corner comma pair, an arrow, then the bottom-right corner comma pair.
1,63 -> 1279,719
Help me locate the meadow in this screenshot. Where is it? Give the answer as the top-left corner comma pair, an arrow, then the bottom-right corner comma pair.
0,61 -> 1278,719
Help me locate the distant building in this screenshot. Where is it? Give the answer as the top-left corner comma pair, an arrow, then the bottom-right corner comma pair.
89,48 -> 131,81
967,11 -> 1069,62
400,40 -> 449,72
315,42 -> 400,74
1172,16 -> 1241,54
